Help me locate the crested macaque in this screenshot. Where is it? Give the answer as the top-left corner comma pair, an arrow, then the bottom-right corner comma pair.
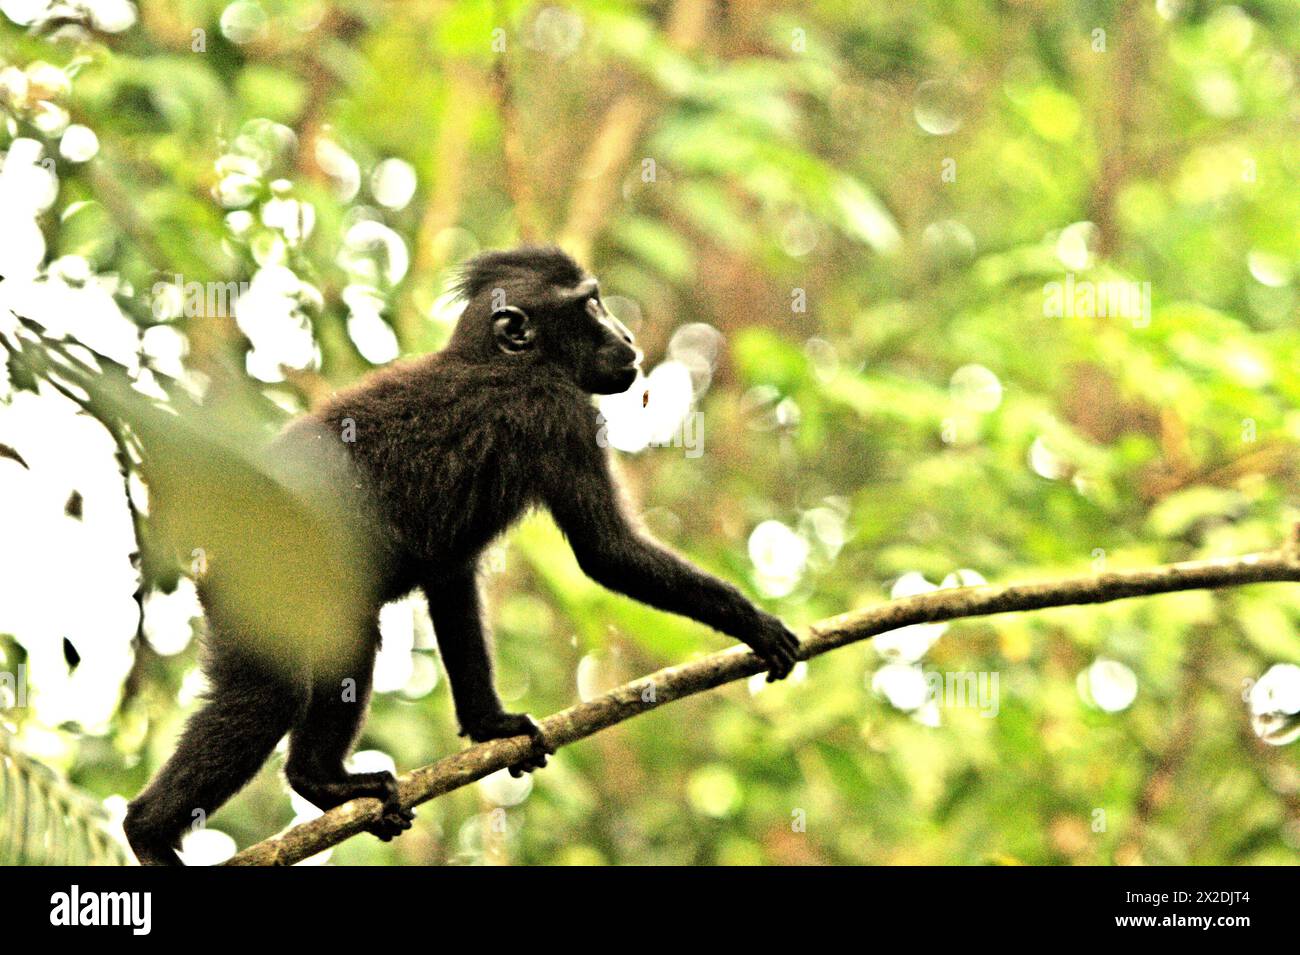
125,247 -> 801,865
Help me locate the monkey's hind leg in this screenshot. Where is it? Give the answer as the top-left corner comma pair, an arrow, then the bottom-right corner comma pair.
284,665 -> 415,843
124,658 -> 304,866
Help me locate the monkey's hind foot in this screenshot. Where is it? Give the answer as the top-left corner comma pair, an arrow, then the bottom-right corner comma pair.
341,770 -> 415,842
289,769 -> 415,842
461,711 -> 554,778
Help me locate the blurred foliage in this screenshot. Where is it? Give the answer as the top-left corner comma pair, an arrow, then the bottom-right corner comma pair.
0,0 -> 1298,865
0,731 -> 127,864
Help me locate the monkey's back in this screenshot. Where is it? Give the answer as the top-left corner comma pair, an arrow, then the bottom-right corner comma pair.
303,352 -> 584,576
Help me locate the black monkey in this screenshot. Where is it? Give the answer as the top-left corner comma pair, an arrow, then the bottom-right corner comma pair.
124,247 -> 801,865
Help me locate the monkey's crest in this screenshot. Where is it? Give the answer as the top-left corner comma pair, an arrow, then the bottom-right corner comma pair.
452,246 -> 586,302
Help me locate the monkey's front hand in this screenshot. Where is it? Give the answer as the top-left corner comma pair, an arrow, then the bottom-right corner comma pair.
745,614 -> 802,682
461,710 -> 554,778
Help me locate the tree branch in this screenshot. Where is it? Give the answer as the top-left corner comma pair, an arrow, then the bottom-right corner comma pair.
489,0 -> 541,244
225,531 -> 1300,866
557,0 -> 710,261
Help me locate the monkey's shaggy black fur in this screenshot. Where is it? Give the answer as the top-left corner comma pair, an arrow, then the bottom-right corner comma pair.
124,246 -> 800,865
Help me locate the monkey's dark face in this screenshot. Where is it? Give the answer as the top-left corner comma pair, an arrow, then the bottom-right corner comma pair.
492,277 -> 642,395
568,279 -> 642,394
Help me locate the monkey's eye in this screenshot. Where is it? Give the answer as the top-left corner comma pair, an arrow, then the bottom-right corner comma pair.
585,297 -> 602,320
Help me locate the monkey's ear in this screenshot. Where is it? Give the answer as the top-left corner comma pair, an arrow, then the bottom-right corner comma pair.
492,306 -> 535,354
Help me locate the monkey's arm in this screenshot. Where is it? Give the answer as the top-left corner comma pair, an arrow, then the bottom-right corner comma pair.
544,448 -> 799,680
423,567 -> 550,773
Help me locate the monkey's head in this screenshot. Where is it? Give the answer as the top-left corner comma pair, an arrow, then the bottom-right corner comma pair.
451,247 -> 642,395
